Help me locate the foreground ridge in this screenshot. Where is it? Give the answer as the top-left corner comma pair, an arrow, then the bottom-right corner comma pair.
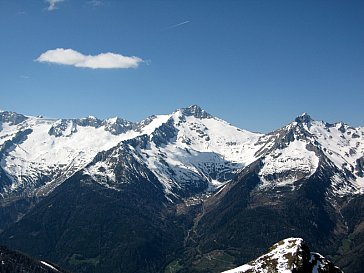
222,238 -> 343,273
0,245 -> 72,273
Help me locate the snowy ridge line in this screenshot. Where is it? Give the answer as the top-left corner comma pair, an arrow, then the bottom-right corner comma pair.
0,107 -> 363,199
0,111 -> 173,196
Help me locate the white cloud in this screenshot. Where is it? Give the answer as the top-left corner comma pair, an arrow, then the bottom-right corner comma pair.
46,0 -> 64,11
36,48 -> 144,69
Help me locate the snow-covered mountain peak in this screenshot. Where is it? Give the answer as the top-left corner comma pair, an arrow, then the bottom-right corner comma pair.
90,108 -> 264,199
102,116 -> 134,135
76,115 -> 102,127
48,119 -> 77,137
222,237 -> 343,273
255,120 -> 315,159
168,109 -> 263,163
104,116 -> 126,124
178,104 -> 213,119
253,115 -> 364,195
0,110 -> 28,125
295,112 -> 313,125
285,113 -> 315,136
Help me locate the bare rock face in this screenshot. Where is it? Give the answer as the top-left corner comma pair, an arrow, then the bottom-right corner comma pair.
0,111 -> 28,126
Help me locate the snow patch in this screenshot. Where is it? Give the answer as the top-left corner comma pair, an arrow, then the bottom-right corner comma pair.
85,161 -> 116,183
40,261 -> 59,272
259,140 -> 319,188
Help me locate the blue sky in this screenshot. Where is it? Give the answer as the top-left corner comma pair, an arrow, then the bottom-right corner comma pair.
1,0 -> 363,132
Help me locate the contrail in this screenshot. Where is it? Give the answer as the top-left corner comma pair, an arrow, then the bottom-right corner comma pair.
163,20 -> 191,31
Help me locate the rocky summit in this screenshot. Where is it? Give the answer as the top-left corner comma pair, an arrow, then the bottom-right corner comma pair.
222,238 -> 342,273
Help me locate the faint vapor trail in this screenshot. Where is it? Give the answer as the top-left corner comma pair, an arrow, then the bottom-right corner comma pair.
163,20 -> 191,31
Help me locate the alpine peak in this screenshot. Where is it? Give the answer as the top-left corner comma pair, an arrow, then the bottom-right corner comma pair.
0,110 -> 28,125
294,112 -> 313,124
179,104 -> 212,119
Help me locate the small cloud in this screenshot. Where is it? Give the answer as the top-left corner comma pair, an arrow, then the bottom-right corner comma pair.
46,0 -> 64,11
20,75 -> 30,79
36,48 -> 144,69
17,11 -> 26,15
87,0 -> 104,7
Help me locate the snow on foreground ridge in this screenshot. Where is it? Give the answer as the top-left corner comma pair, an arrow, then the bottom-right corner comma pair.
222,238 -> 343,273
222,238 -> 304,273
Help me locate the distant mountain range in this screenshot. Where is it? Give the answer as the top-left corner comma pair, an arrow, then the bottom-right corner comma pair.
0,106 -> 363,272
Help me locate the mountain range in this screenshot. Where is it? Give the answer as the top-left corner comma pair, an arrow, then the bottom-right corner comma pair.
0,105 -> 363,273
